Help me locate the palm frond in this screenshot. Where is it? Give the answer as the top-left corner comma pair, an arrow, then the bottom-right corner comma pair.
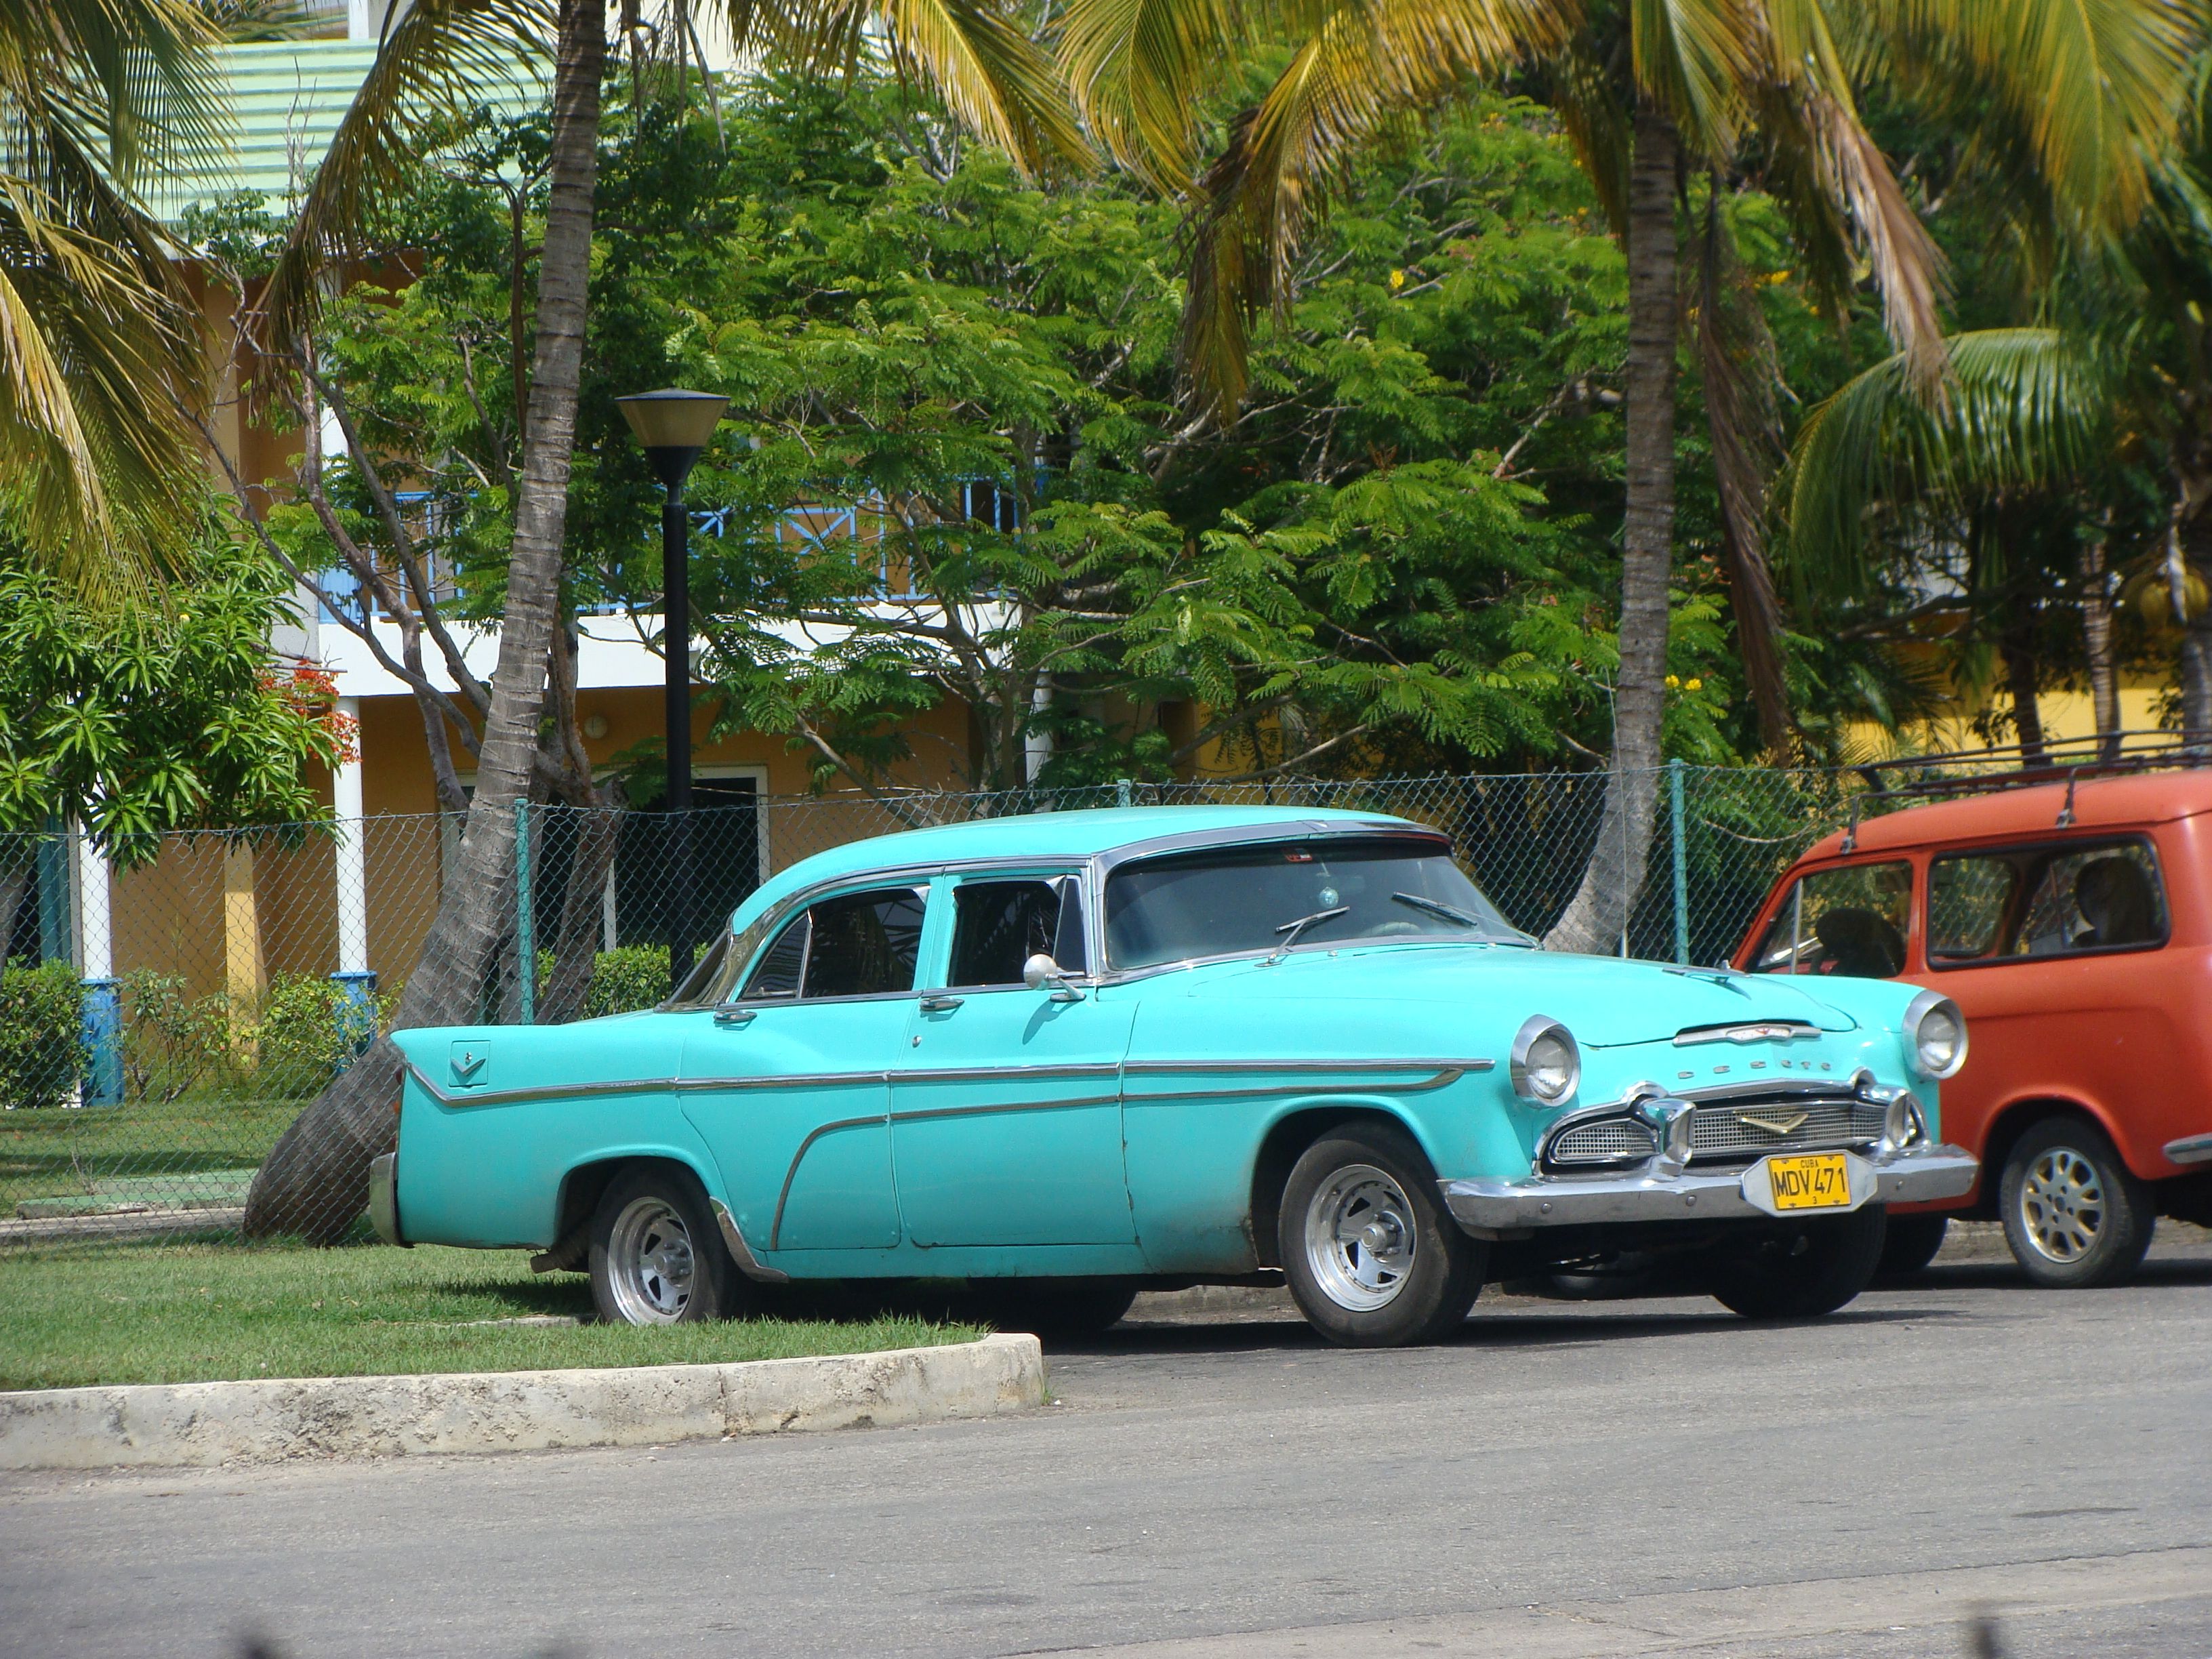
256,0 -> 553,360
1786,326 -> 2104,602
1057,0 -> 1244,190
1631,0 -> 1756,156
1873,0 -> 2205,238
874,0 -> 1090,174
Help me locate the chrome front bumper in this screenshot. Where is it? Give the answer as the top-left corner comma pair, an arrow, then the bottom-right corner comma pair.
367,1151 -> 408,1248
1439,1143 -> 1978,1238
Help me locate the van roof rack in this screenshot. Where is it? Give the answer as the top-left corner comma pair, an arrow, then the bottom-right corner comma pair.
1832,731 -> 2209,849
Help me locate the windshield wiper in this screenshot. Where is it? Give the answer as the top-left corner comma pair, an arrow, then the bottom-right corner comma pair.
1268,905 -> 1350,964
1391,892 -> 1488,929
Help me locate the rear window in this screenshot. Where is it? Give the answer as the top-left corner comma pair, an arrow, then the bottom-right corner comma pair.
1928,840 -> 2167,966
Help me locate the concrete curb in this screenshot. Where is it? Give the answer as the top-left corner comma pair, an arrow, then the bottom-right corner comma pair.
0,1332 -> 1045,1471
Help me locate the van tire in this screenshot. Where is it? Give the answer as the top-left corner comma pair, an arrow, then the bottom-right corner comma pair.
1999,1118 -> 2155,1288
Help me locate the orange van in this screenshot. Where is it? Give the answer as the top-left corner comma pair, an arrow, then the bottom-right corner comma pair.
1733,767 -> 2212,1286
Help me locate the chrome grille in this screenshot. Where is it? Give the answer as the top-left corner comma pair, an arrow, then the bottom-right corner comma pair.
1549,1119 -> 1658,1166
1687,1099 -> 1884,1164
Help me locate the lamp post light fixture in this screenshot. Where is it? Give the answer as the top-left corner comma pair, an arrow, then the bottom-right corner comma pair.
617,388 -> 729,992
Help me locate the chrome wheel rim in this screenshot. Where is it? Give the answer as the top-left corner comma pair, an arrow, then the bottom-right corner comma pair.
2019,1147 -> 2105,1265
607,1196 -> 695,1324
1304,1164 -> 1417,1311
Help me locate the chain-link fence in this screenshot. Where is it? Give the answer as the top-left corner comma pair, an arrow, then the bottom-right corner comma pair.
0,754 -> 2186,1248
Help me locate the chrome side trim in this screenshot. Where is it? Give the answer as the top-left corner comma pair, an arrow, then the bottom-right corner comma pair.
367,1151 -> 407,1248
767,1113 -> 884,1250
2166,1132 -> 2212,1167
1121,1057 -> 1494,1077
405,1054 -> 1495,1109
1439,1143 -> 1978,1236
710,1198 -> 790,1284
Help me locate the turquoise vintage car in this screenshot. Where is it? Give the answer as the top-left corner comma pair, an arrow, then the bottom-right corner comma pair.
372,806 -> 1978,1346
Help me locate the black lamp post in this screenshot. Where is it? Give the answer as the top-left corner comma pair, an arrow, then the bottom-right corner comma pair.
617,388 -> 729,992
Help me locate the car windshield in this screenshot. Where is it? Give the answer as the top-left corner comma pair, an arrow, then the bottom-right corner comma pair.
1104,837 -> 1521,970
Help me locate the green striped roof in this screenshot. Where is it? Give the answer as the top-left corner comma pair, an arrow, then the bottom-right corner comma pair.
155,41 -> 544,219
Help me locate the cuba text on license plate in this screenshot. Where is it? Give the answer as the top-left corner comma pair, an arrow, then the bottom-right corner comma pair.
1765,1151 -> 1851,1212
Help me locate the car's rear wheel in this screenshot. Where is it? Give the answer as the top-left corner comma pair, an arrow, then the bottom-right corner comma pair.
1875,1213 -> 1950,1282
1999,1118 -> 2155,1288
1278,1124 -> 1483,1347
1708,1204 -> 1887,1319
588,1166 -> 747,1325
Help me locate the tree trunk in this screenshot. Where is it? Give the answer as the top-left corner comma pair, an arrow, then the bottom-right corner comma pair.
539,804 -> 621,1024
2079,524 -> 2119,761
1545,110 -> 1677,956
2001,633 -> 2047,764
244,0 -> 607,1242
2183,512 -> 2212,752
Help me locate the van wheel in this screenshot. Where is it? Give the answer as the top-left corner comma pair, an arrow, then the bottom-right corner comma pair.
1875,1214 -> 1950,1281
1279,1124 -> 1484,1347
2000,1119 -> 2155,1288
1708,1205 -> 1887,1319
588,1167 -> 747,1325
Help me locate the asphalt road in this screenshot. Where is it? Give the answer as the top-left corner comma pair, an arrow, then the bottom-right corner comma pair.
5,1227 -> 2210,1659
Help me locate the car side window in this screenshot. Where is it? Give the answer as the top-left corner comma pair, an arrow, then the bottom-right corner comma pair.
1927,855 -> 2018,961
1925,840 -> 2167,966
2012,842 -> 2165,958
948,878 -> 1085,988
1750,861 -> 1912,977
739,886 -> 928,1000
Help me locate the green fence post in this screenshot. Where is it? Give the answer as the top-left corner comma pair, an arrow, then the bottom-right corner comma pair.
515,798 -> 535,1025
1115,777 -> 1132,809
1669,758 -> 1689,966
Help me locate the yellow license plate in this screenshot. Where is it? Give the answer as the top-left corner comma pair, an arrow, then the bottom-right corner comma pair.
1765,1152 -> 1853,1212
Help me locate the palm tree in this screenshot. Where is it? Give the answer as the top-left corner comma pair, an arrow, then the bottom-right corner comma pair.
243,0 -> 1086,1239
0,0 -> 231,590
1059,0 -> 2202,954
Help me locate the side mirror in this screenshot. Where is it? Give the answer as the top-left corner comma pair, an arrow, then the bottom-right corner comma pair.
1021,954 -> 1084,1002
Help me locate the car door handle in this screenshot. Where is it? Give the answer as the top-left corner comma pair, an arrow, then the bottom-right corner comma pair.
918,995 -> 964,1013
712,1006 -> 757,1027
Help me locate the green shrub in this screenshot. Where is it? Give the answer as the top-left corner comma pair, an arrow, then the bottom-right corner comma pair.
253,972 -> 386,1097
119,970 -> 227,1104
583,945 -> 671,1019
0,960 -> 83,1109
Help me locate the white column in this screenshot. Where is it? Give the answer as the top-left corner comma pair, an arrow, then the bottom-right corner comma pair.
74,828 -> 112,981
1023,682 -> 1054,783
333,697 -> 369,975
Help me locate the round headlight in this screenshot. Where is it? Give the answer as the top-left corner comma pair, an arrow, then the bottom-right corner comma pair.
1904,990 -> 1967,1080
1511,1016 -> 1580,1104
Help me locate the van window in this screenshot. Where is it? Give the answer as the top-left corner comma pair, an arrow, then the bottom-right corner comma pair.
1749,861 -> 1912,978
1928,840 -> 2167,966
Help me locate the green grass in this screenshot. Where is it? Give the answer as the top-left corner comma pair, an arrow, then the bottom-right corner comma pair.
0,1240 -> 985,1391
0,1095 -> 302,1215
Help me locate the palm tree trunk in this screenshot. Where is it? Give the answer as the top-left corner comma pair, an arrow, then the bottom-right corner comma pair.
2001,633 -> 2047,764
244,0 -> 607,1242
2080,523 -> 2120,761
1546,108 -> 1676,956
2183,514 -> 2212,752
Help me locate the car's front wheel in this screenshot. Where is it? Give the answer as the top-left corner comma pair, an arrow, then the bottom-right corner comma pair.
1999,1118 -> 2155,1288
1875,1213 -> 1950,1282
1707,1204 -> 1887,1319
588,1166 -> 748,1325
1278,1124 -> 1483,1347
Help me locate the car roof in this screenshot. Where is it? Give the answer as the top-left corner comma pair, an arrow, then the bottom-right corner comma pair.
737,804 -> 1420,924
1799,767 -> 2212,862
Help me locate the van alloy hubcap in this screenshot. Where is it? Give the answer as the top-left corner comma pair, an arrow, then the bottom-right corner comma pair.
1305,1164 -> 1417,1311
607,1196 -> 695,1323
2019,1148 -> 2105,1264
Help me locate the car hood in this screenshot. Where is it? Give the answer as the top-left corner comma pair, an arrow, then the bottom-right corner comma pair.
1134,942 -> 1863,1045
